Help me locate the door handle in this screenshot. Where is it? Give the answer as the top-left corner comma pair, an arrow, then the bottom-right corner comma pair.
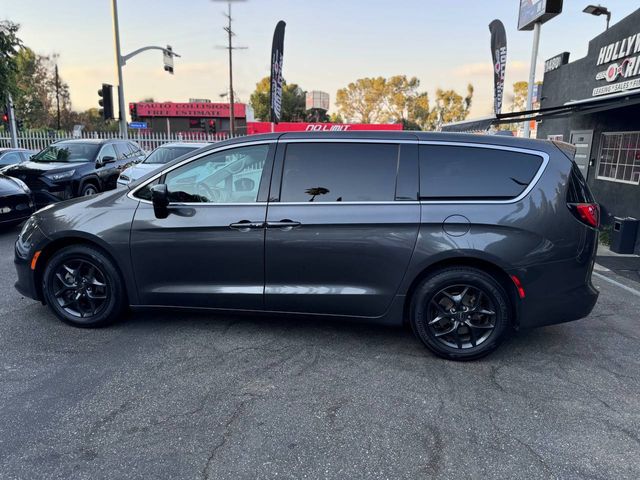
229,220 -> 265,230
266,219 -> 301,229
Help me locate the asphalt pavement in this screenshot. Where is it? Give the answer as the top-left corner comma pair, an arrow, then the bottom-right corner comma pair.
0,224 -> 639,480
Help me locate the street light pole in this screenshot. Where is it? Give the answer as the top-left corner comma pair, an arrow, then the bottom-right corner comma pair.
111,0 -> 128,138
523,22 -> 541,139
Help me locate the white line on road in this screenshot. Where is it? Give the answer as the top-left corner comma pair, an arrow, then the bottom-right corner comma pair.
593,271 -> 640,298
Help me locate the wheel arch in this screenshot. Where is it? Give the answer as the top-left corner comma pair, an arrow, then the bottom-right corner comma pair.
34,234 -> 130,305
77,175 -> 101,195
402,256 -> 521,328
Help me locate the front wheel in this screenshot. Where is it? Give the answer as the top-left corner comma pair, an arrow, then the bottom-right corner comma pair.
80,183 -> 99,196
42,245 -> 126,328
410,267 -> 511,361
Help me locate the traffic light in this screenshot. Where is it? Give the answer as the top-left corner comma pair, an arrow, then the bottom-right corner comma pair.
129,103 -> 138,121
1,112 -> 8,128
98,84 -> 114,120
208,119 -> 216,134
16,119 -> 24,131
199,118 -> 206,130
163,45 -> 174,74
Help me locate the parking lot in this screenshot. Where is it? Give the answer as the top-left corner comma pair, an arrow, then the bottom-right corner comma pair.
0,225 -> 639,480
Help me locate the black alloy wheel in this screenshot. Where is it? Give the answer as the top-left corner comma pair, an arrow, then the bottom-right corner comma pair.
51,259 -> 109,318
410,267 -> 511,360
42,245 -> 126,327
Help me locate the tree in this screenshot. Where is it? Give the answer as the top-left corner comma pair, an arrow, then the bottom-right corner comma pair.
384,75 -> 421,123
328,112 -> 344,123
510,81 -> 542,112
335,77 -> 388,123
0,20 -> 23,106
249,76 -> 306,122
68,108 -> 119,132
335,75 -> 431,127
424,84 -> 474,131
12,48 -> 73,130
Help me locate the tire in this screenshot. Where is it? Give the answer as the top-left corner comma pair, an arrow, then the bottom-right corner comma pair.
80,182 -> 99,196
410,267 -> 511,361
42,245 -> 126,328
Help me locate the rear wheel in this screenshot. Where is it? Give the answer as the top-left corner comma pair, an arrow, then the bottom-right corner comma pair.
42,245 -> 126,327
410,267 -> 511,360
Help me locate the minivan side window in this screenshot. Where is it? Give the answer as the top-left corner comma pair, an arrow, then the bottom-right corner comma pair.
163,144 -> 269,203
280,143 -> 399,202
419,145 -> 543,200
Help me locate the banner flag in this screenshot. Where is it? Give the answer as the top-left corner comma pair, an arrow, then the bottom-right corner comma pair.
489,19 -> 507,116
270,21 -> 286,124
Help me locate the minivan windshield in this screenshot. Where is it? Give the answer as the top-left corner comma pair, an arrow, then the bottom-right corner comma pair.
143,146 -> 197,165
31,142 -> 99,163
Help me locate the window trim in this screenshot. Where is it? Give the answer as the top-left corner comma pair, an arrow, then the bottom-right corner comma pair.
128,140 -> 276,205
417,141 -> 549,205
128,138 -> 549,206
595,131 -> 640,185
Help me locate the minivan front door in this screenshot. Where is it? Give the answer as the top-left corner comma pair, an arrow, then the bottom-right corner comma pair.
130,143 -> 274,310
264,141 -> 420,318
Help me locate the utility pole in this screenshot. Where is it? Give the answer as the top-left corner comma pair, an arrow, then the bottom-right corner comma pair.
52,53 -> 61,130
215,0 -> 247,137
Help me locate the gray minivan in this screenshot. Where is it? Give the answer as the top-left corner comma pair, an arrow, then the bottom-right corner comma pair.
14,132 -> 599,360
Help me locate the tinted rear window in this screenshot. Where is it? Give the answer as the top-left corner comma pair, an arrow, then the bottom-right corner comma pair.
419,145 -> 543,200
280,143 -> 399,202
567,163 -> 595,203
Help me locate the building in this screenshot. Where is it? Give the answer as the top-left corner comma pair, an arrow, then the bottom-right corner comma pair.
129,101 -> 247,135
537,8 -> 640,224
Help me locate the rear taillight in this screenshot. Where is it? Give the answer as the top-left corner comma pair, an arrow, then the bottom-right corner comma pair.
568,202 -> 600,228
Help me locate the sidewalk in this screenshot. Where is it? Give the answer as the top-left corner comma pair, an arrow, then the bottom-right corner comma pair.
596,244 -> 640,284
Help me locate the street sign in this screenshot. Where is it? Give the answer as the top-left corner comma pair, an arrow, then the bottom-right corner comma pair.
129,121 -> 147,129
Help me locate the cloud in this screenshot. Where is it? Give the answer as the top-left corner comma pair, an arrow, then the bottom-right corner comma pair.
452,60 -> 532,77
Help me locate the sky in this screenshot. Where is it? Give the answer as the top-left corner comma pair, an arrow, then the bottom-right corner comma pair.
2,0 -> 639,120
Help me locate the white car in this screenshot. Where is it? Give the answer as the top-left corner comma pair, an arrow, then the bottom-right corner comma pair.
117,142 -> 209,187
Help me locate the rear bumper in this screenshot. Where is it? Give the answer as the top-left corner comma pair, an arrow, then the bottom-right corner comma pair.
517,280 -> 599,329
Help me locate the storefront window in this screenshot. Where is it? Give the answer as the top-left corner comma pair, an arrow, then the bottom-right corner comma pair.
597,132 -> 640,185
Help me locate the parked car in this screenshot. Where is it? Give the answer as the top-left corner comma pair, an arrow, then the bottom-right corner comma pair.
0,173 -> 35,226
117,142 -> 208,187
14,132 -> 599,360
4,139 -> 145,207
0,148 -> 37,171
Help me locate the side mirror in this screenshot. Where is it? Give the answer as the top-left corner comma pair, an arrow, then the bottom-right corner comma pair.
97,155 -> 116,167
151,183 -> 169,219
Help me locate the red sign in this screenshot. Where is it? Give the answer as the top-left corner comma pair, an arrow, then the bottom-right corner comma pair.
132,102 -> 246,118
246,121 -> 403,134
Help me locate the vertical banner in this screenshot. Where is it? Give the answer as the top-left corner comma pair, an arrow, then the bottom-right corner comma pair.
270,20 -> 286,124
489,19 -> 507,116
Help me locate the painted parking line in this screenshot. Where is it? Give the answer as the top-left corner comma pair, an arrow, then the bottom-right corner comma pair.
593,271 -> 640,298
